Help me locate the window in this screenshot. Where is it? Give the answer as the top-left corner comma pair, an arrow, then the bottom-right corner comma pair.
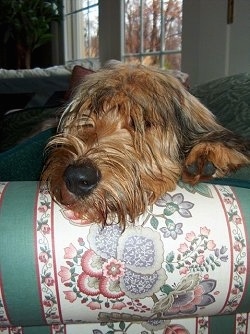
63,0 -> 182,70
123,0 -> 182,69
63,0 -> 99,62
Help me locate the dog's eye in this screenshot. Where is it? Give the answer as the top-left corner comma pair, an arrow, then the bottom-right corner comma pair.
83,122 -> 94,128
144,120 -> 152,129
79,116 -> 95,129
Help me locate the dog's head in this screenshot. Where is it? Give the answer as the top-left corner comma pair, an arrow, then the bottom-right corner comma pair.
41,63 -> 220,226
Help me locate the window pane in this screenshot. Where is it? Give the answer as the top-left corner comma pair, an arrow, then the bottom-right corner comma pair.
83,0 -> 99,58
64,0 -> 99,61
124,0 -> 182,69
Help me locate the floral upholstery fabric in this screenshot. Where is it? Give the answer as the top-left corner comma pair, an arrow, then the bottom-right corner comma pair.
0,181 -> 250,333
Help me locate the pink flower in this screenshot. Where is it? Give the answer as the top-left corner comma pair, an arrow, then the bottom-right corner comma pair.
164,324 -> 190,334
196,255 -> 205,265
178,243 -> 188,253
185,231 -> 196,242
58,266 -> 71,283
77,272 -> 100,296
99,277 -> 125,299
43,299 -> 53,307
232,215 -> 242,225
38,205 -> 48,213
200,226 -> 210,237
198,318 -> 208,326
64,291 -> 77,303
87,300 -> 102,310
64,243 -> 78,259
224,196 -> 233,205
237,265 -> 246,275
102,258 -> 125,281
179,267 -> 189,275
111,301 -> 126,310
81,249 -> 103,277
39,251 -> 49,263
207,240 -> 216,250
78,237 -> 85,246
44,276 -> 54,286
231,287 -> 240,295
41,224 -> 50,234
77,250 -> 125,299
233,241 -> 243,252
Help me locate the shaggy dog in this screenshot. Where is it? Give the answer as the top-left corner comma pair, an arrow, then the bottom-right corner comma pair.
42,63 -> 250,227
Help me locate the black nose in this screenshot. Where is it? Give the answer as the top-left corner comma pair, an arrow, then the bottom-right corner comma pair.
63,161 -> 101,196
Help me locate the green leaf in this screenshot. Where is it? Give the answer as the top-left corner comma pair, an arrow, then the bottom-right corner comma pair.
178,181 -> 213,198
160,284 -> 174,294
166,251 -> 174,263
150,216 -> 159,229
214,260 -> 221,267
119,321 -> 125,330
164,203 -> 178,216
165,262 -> 175,273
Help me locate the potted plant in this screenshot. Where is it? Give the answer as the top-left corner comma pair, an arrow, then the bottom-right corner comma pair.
0,0 -> 62,69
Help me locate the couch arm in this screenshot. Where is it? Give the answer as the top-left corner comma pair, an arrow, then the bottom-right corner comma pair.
0,181 -> 249,329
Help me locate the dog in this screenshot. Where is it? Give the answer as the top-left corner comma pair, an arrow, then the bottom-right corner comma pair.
42,62 -> 250,227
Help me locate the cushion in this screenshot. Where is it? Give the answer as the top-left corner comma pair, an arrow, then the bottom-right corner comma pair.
64,65 -> 95,100
0,106 -> 59,152
0,72 -> 70,116
0,127 -> 56,181
191,73 -> 250,138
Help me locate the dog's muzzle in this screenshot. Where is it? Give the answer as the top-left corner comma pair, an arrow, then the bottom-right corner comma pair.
63,160 -> 101,196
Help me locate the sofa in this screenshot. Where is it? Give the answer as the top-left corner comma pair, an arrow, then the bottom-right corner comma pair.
0,180 -> 250,334
0,67 -> 250,333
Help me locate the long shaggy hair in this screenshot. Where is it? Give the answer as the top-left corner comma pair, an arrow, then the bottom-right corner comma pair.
42,63 -> 250,227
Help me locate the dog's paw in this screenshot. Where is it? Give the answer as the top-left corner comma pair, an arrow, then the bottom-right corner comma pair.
182,142 -> 249,184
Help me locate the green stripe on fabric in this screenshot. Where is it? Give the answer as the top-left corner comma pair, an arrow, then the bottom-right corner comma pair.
23,326 -> 52,334
0,182 -> 45,326
209,314 -> 235,334
232,186 -> 250,312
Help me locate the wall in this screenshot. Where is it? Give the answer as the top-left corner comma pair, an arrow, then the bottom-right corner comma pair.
182,0 -> 250,86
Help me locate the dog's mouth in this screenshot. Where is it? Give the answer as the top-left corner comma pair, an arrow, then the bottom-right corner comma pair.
48,157 -> 148,227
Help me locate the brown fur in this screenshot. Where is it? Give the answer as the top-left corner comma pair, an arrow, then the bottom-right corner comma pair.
42,63 -> 250,227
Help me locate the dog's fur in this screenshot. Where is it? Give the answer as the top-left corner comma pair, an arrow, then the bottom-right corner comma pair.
42,63 -> 250,227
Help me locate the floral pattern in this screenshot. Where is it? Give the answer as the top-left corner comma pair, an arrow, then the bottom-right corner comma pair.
0,182 -> 249,333
36,185 -> 61,324
218,186 -> 248,313
53,183 -> 248,325
59,224 -> 167,309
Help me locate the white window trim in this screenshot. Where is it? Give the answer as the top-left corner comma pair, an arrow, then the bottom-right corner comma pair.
63,0 -> 85,62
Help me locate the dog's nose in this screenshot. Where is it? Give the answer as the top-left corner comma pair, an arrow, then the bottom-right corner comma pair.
63,161 -> 101,196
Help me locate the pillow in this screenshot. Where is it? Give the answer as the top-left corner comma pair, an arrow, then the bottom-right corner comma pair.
64,65 -> 95,100
0,106 -> 59,152
0,128 -> 56,181
191,73 -> 250,138
0,93 -> 35,116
